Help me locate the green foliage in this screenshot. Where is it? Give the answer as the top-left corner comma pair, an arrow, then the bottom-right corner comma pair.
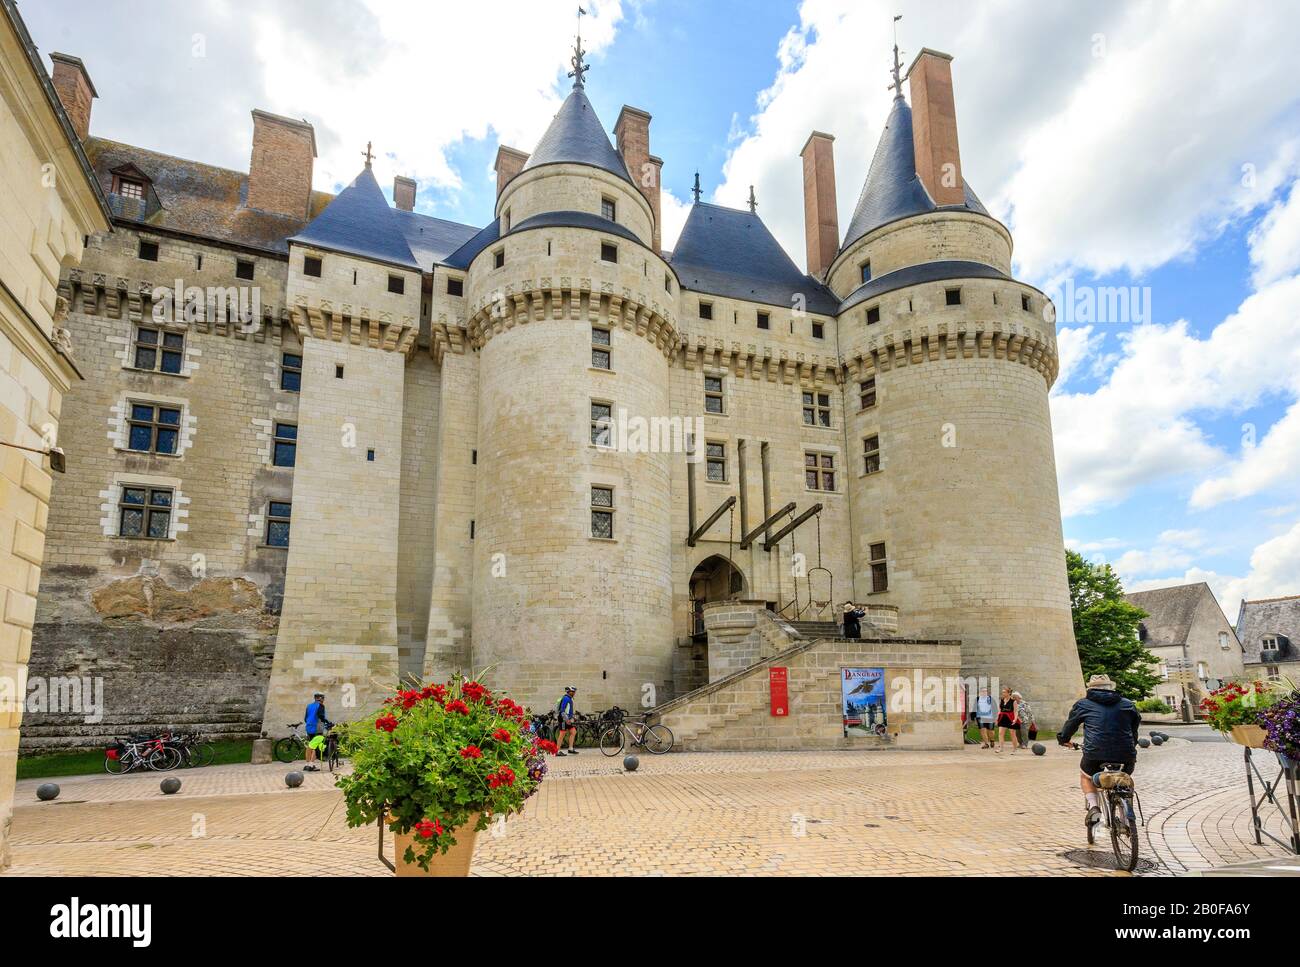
1135,698 -> 1172,714
1065,549 -> 1161,700
1200,680 -> 1282,733
17,739 -> 254,780
336,676 -> 550,872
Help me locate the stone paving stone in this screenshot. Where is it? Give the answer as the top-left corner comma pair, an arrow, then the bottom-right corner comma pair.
2,739 -> 1293,876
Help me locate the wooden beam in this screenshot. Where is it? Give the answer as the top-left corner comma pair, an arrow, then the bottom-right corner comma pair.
687,496 -> 736,547
763,502 -> 823,551
739,501 -> 796,550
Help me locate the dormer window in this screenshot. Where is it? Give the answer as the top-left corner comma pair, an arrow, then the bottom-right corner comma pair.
111,164 -> 151,200
117,178 -> 145,199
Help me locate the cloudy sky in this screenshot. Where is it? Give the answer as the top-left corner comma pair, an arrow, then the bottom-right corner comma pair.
23,0 -> 1300,614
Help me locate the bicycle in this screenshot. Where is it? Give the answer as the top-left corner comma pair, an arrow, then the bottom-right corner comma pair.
163,731 -> 216,768
1087,760 -> 1145,872
104,736 -> 183,774
324,730 -> 342,773
599,716 -> 673,756
274,722 -> 308,763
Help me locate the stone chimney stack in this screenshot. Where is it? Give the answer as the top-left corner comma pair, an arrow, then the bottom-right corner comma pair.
49,53 -> 96,140
246,110 -> 317,219
907,48 -> 964,207
494,146 -> 529,199
614,106 -> 661,251
799,131 -> 838,278
393,175 -> 417,212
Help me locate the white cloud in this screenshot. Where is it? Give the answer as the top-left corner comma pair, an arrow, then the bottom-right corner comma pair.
1191,402 -> 1300,509
1249,175 -> 1300,287
1113,529 -> 1206,580
659,189 -> 690,251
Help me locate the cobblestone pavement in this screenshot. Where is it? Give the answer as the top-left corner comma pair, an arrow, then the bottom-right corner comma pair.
4,737 -> 1295,876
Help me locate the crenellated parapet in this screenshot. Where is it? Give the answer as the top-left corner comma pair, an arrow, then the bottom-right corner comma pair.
464,276 -> 682,359
288,297 -> 417,355
841,317 -> 1059,387
677,332 -> 842,388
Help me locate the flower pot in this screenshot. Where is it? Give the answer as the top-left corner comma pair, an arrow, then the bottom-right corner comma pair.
391,813 -> 482,877
1229,724 -> 1268,748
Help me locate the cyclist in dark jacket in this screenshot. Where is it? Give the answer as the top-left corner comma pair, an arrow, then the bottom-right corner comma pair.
1057,674 -> 1142,828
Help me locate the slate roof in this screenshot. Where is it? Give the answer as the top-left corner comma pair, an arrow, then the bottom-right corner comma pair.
522,88 -> 632,185
839,259 -> 1009,313
1126,583 -> 1217,649
841,96 -> 989,252
392,208 -> 481,273
289,166 -> 422,270
85,137 -> 332,254
442,210 -> 644,272
669,202 -> 838,314
1235,595 -> 1300,664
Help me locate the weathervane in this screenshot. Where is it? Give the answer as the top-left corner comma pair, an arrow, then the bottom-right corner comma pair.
568,6 -> 590,89
747,185 -> 757,214
889,14 -> 904,98
692,171 -> 702,203
362,141 -> 375,168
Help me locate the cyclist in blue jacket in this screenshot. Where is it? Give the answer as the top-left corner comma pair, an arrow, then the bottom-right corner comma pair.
555,686 -> 578,756
303,691 -> 333,772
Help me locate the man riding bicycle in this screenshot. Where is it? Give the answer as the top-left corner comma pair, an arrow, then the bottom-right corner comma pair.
1057,674 -> 1142,829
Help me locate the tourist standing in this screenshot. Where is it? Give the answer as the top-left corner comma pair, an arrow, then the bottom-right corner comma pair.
996,686 -> 1020,754
303,691 -> 333,772
841,601 -> 866,639
974,688 -> 997,748
1014,692 -> 1036,748
555,685 -> 579,756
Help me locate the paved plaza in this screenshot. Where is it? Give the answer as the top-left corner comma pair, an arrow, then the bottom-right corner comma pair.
4,733 -> 1296,876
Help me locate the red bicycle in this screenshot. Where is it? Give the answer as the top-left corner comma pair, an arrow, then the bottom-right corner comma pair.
105,735 -> 183,774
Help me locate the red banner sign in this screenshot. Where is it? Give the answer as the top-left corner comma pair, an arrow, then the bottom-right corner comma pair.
770,666 -> 789,716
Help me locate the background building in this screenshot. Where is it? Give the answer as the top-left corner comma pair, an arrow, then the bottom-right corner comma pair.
1235,594 -> 1300,681
1127,583 -> 1245,711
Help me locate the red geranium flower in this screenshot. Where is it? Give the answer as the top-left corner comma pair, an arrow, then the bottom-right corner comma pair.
488,766 -> 516,789
375,713 -> 399,733
462,681 -> 491,703
446,699 -> 470,715
492,728 -> 512,743
414,818 -> 443,839
460,744 -> 483,759
537,739 -> 559,755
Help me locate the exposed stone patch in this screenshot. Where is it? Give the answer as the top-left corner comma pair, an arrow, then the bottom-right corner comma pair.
91,575 -> 265,625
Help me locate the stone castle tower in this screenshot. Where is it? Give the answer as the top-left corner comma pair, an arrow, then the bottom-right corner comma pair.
25,40 -> 1082,749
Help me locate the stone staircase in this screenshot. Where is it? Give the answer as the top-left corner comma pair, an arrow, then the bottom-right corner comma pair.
787,620 -> 841,639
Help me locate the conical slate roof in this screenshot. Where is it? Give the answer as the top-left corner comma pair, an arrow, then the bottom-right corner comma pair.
290,165 -> 420,269
841,96 -> 988,252
522,87 -> 632,185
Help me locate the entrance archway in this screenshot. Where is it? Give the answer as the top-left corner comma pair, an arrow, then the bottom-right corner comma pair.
688,555 -> 747,639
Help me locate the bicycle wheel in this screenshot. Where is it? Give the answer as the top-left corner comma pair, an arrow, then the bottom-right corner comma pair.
274,737 -> 302,763
104,753 -> 129,775
642,724 -> 674,755
599,726 -> 625,757
148,746 -> 183,771
1109,794 -> 1139,872
196,742 -> 217,767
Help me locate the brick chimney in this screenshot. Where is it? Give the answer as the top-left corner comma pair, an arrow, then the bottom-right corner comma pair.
907,48 -> 964,206
246,110 -> 316,219
494,146 -> 529,199
799,131 -> 838,278
49,53 -> 96,140
614,106 -> 661,251
393,175 -> 417,212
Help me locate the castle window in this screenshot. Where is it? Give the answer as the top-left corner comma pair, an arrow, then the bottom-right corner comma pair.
805,452 -> 835,492
590,401 -> 613,447
335,364 -> 344,379
665,274 -> 672,293
802,391 -> 831,427
945,287 -> 962,306
236,259 -> 255,281
196,255 -> 203,270
493,249 -> 505,269
1021,293 -> 1032,312
265,501 -> 292,548
127,403 -> 181,455
706,442 -> 727,482
281,352 -> 302,392
860,261 -> 871,284
591,486 -> 615,539
591,326 -> 611,370
600,242 -> 618,264
119,486 -> 173,540
757,311 -> 770,330
869,542 -> 888,592
859,378 -> 878,411
811,321 -> 825,339
303,255 -> 322,277
272,423 -> 297,468
601,197 -> 617,221
447,277 -> 464,297
388,275 -> 405,295
704,375 -> 724,414
117,178 -> 145,200
699,301 -> 713,321
863,435 -> 880,474
503,210 -> 511,232
133,326 -> 185,374
866,305 -> 880,325
367,449 -> 375,462
138,239 -> 159,261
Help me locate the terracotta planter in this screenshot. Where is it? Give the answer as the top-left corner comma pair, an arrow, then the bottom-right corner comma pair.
392,812 -> 482,877
1229,724 -> 1268,748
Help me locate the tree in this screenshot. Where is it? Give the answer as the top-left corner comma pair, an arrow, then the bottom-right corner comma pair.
1065,549 -> 1161,699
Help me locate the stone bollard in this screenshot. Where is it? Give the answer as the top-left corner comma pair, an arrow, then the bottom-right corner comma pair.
251,737 -> 274,765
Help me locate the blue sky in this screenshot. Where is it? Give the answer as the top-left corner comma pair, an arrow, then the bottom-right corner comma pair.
23,0 -> 1300,610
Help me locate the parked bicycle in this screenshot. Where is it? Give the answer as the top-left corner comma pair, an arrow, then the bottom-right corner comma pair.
162,731 -> 216,768
274,722 -> 309,763
104,735 -> 183,774
599,716 -> 673,756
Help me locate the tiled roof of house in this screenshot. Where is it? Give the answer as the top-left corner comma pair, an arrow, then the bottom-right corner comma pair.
1126,583 -> 1214,649
669,202 -> 838,314
1235,595 -> 1300,664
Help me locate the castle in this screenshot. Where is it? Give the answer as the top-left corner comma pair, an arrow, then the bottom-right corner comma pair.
22,37 -> 1084,747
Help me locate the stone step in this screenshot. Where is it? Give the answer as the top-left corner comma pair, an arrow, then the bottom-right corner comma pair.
789,620 -> 841,637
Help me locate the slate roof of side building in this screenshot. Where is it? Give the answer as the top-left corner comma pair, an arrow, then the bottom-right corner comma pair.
1235,595 -> 1300,664
1126,583 -> 1231,649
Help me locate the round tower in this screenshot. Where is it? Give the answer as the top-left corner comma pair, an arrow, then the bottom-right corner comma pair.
832,50 -> 1082,725
466,60 -> 680,711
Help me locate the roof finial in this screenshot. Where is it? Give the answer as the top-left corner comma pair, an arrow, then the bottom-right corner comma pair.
692,171 -> 702,203
889,14 -> 905,99
568,6 -> 590,89
747,185 -> 757,214
362,141 -> 375,168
